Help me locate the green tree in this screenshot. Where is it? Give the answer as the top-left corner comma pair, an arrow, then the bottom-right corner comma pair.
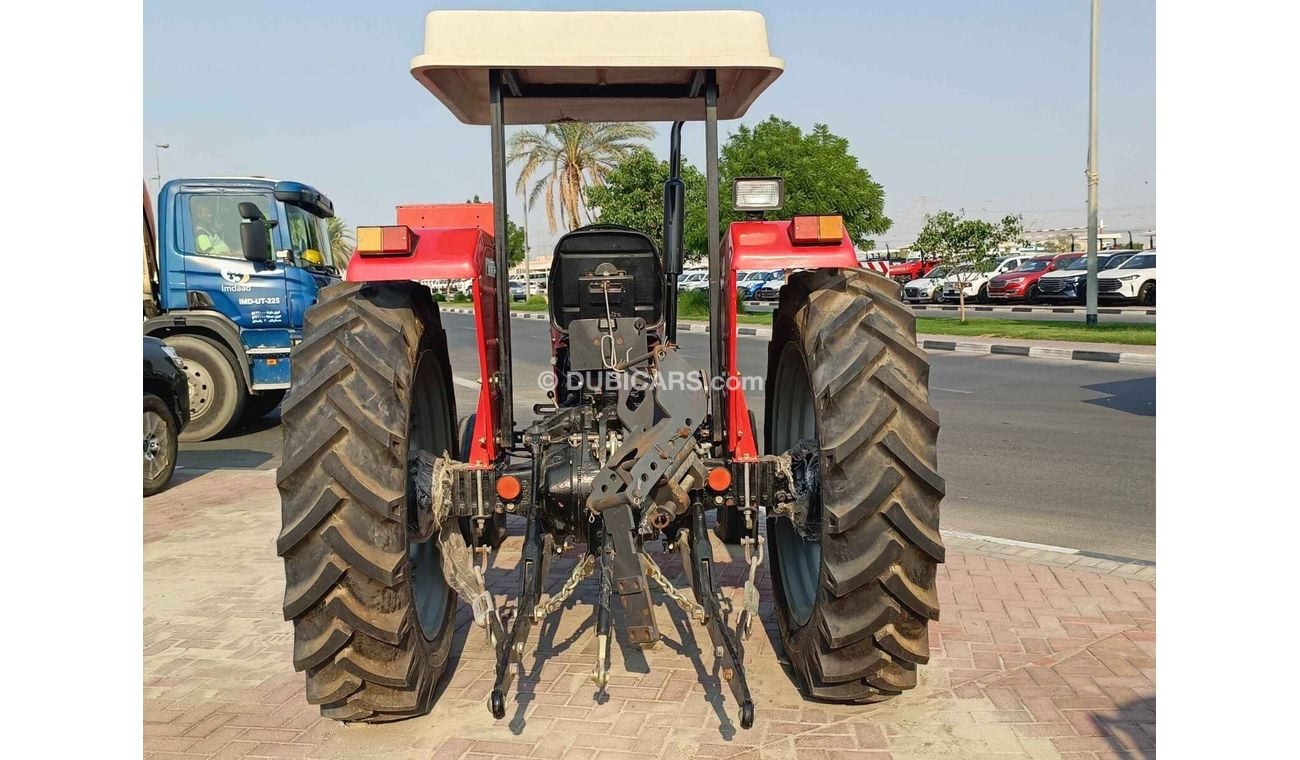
914,211 -> 1023,322
465,196 -> 525,267
506,218 -> 527,268
508,122 -> 656,233
327,217 -> 354,271
721,117 -> 891,248
585,149 -> 709,257
585,117 -> 891,260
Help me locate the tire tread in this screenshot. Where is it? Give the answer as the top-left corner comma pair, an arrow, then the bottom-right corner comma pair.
767,268 -> 945,704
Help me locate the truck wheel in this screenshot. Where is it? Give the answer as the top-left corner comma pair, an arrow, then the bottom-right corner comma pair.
144,393 -> 178,496
765,268 -> 945,704
168,334 -> 247,442
714,410 -> 759,544
277,281 -> 458,723
242,389 -> 287,423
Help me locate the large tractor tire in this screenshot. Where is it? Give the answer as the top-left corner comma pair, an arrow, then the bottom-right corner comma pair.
765,268 -> 945,704
277,281 -> 459,723
168,334 -> 247,442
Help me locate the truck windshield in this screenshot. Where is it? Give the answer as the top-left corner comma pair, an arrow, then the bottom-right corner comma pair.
189,194 -> 272,258
286,205 -> 334,268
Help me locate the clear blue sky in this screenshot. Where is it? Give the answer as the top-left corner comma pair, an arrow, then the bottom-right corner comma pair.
144,0 -> 1154,250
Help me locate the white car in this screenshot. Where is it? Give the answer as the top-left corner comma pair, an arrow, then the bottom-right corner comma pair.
941,255 -> 1034,303
1098,252 -> 1156,305
677,270 -> 710,290
902,267 -> 951,303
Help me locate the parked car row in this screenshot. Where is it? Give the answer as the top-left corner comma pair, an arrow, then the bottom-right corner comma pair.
901,250 -> 1157,306
679,268 -> 788,300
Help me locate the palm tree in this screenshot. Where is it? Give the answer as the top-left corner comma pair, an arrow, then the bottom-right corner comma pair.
328,217 -> 354,270
508,122 -> 655,232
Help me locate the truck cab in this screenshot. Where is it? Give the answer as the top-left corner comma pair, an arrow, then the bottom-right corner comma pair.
144,177 -> 341,440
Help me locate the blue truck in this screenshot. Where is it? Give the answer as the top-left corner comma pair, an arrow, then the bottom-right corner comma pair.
143,177 -> 342,441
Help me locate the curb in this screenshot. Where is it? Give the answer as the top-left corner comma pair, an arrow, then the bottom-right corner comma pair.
743,300 -> 1156,317
439,307 -> 1156,367
941,529 -> 1156,580
910,303 -> 1157,316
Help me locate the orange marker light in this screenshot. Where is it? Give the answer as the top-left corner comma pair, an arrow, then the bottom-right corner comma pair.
790,215 -> 845,245
496,475 -> 522,501
817,214 -> 844,242
356,225 -> 415,256
707,466 -> 732,493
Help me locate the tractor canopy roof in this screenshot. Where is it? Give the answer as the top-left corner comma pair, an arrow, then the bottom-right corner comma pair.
409,10 -> 784,125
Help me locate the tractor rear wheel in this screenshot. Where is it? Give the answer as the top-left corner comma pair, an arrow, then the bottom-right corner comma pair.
766,268 -> 945,704
277,281 -> 458,723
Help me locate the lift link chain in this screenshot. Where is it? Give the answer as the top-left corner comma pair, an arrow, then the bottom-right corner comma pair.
641,552 -> 706,624
533,554 -> 595,622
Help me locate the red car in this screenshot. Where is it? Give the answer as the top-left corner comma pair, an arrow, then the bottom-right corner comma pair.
987,253 -> 1081,303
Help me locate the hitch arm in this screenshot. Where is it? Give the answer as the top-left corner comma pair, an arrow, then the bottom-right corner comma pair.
689,504 -> 755,729
488,509 -> 547,719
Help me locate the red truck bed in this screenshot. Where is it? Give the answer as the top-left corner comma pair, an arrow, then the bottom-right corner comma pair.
396,203 -> 494,232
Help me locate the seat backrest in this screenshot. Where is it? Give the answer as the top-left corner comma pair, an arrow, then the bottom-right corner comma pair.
548,225 -> 664,331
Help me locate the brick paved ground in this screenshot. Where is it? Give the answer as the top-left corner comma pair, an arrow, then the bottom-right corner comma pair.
145,469 -> 1155,759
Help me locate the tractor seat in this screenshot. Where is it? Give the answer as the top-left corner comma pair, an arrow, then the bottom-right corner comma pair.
548,225 -> 664,331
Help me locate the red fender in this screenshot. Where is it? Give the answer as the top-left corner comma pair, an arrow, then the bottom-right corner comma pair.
345,227 -> 502,466
722,220 -> 860,459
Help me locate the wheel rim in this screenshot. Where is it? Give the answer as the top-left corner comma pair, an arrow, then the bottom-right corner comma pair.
182,356 -> 215,421
407,348 -> 453,642
770,341 -> 821,629
144,409 -> 171,481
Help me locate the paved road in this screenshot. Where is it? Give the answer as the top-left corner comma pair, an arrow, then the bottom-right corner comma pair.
180,312 -> 1155,560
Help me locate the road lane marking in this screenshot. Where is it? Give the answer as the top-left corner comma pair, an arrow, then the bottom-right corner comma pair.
934,387 -> 973,394
453,376 -> 479,390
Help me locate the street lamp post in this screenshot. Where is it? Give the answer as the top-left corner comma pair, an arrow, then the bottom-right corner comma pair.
153,143 -> 170,193
522,194 -> 531,296
1084,0 -> 1100,326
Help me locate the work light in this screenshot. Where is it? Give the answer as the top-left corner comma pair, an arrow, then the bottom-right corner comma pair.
732,177 -> 784,212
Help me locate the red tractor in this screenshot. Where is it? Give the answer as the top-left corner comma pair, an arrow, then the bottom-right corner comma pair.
276,10 -> 944,730
886,256 -> 941,285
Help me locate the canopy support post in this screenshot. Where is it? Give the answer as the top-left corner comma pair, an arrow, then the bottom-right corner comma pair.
489,68 -> 515,445
704,69 -> 723,446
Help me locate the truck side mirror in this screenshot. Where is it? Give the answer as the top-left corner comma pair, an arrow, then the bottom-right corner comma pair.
240,220 -> 271,263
